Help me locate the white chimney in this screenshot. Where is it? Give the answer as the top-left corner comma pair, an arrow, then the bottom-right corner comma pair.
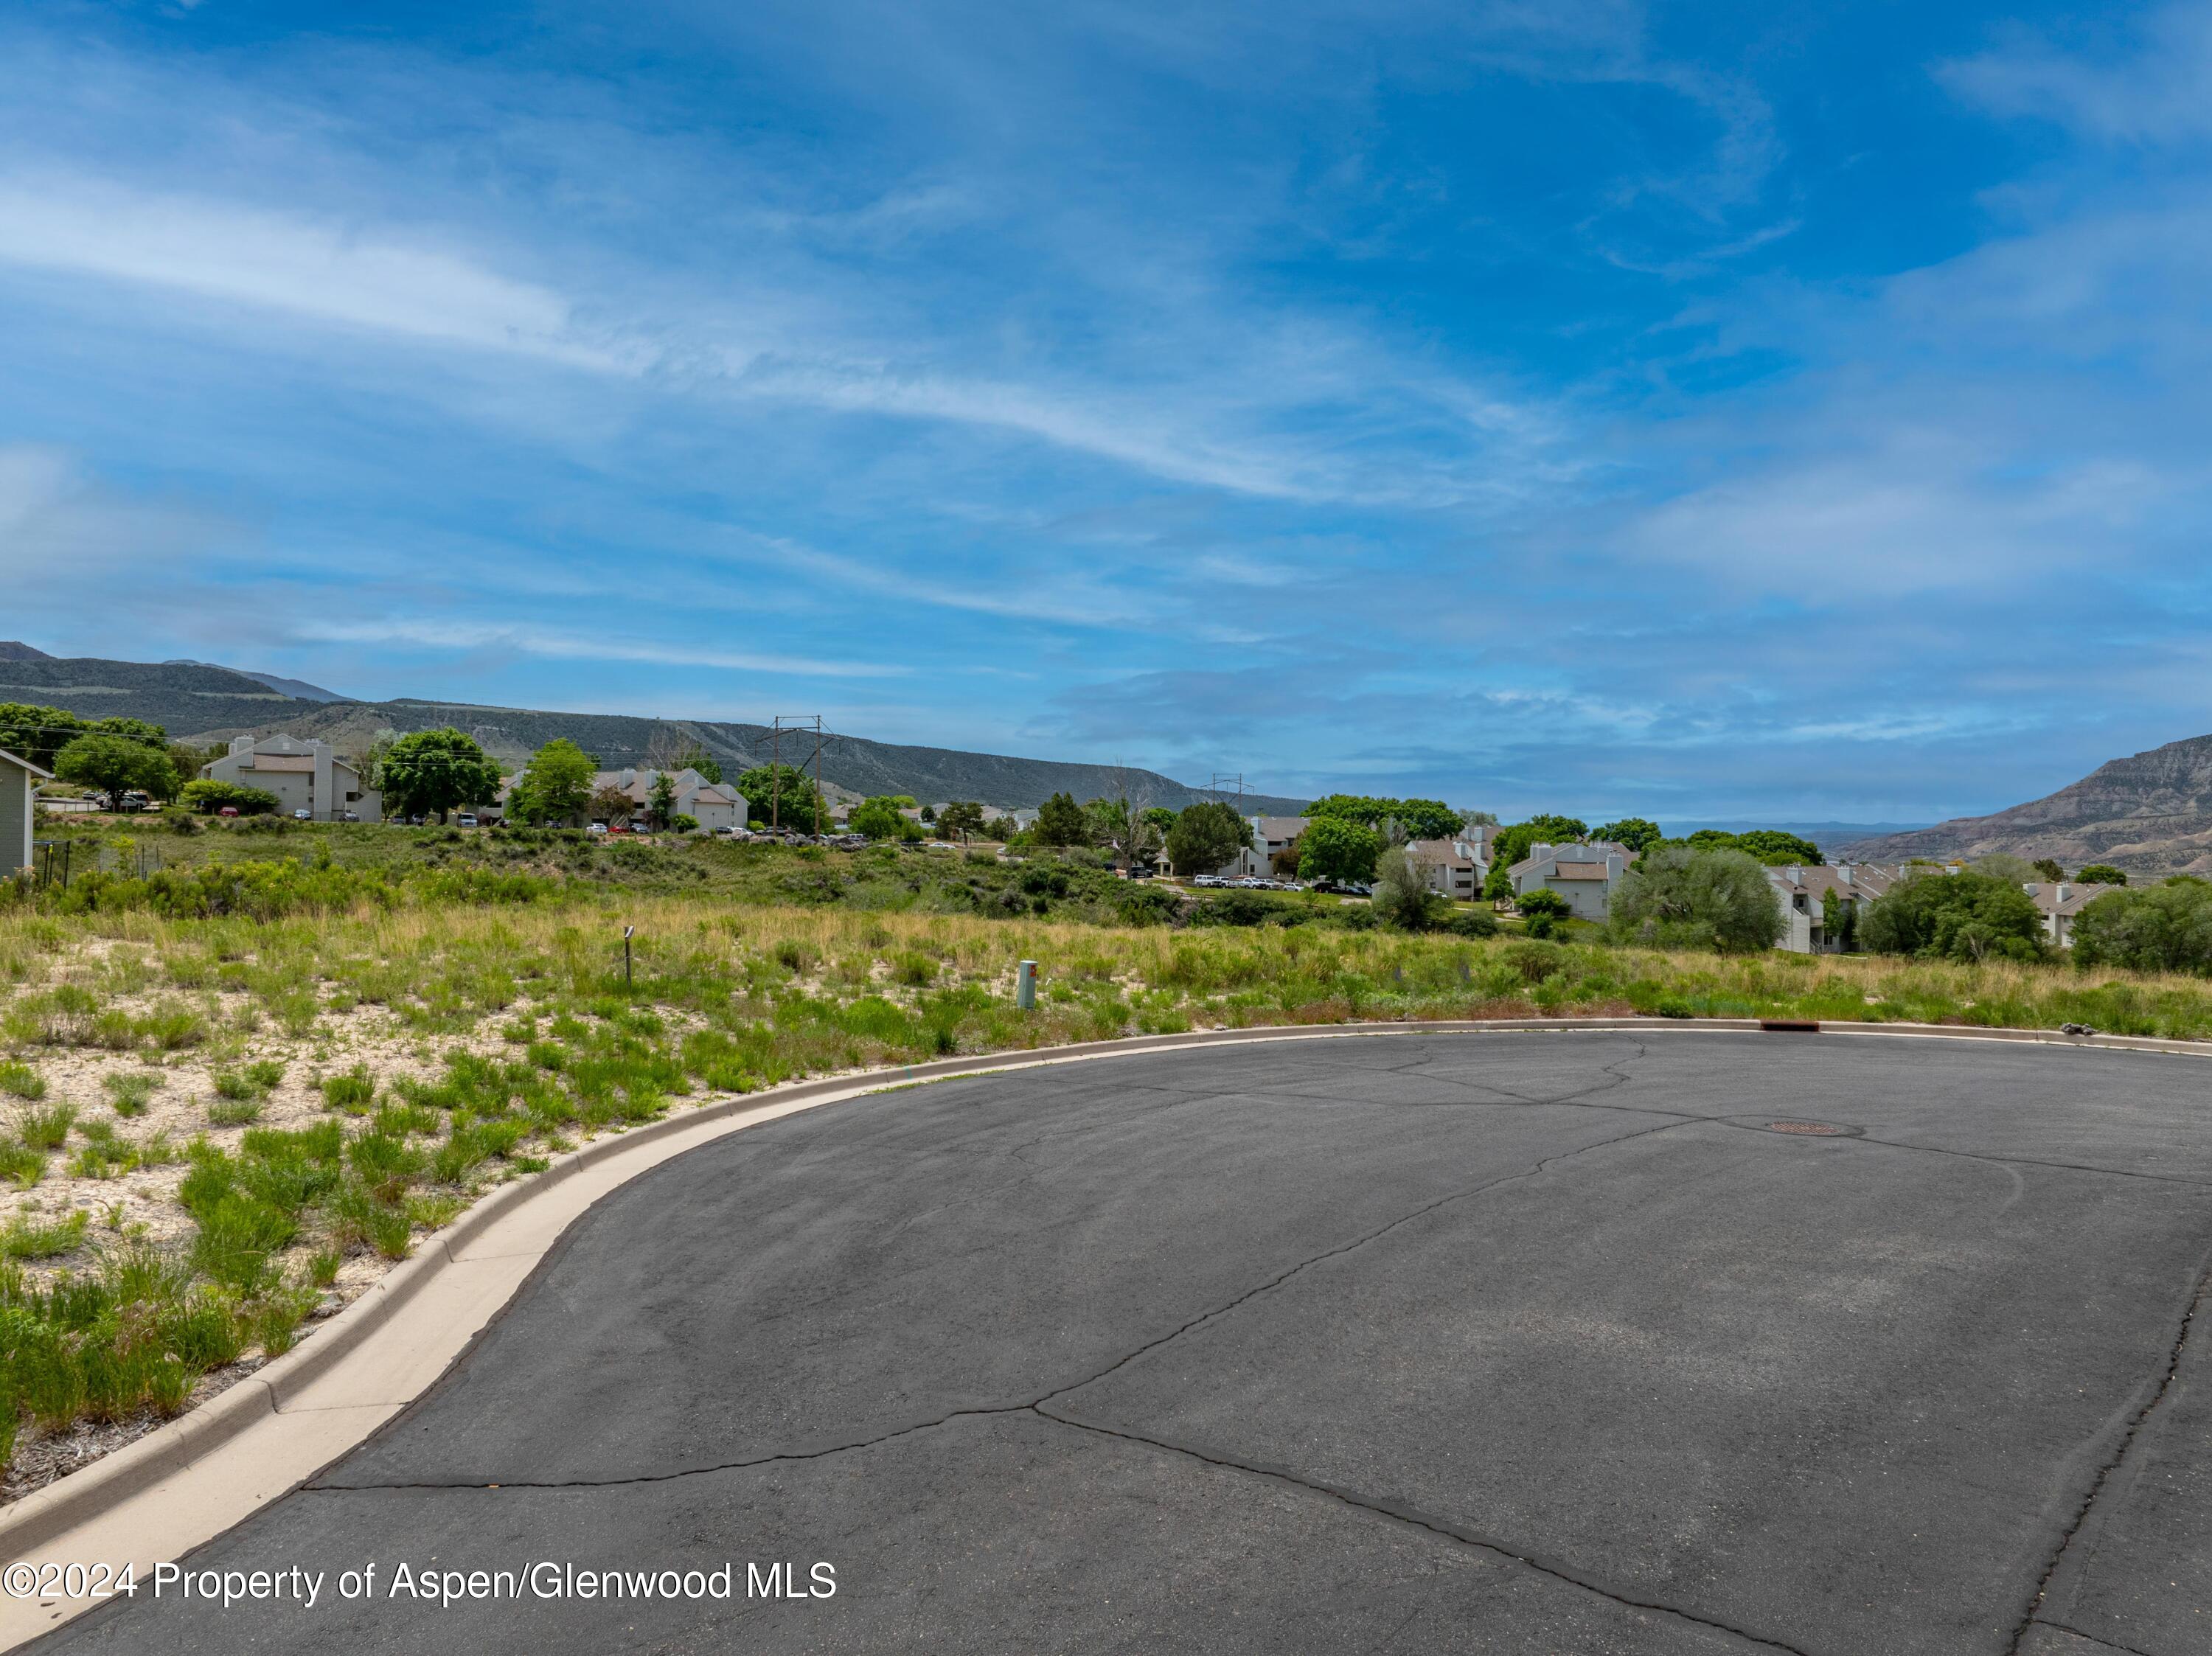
2056,883 -> 2071,903
1838,866 -> 1853,886
1787,866 -> 1801,883
229,734 -> 256,756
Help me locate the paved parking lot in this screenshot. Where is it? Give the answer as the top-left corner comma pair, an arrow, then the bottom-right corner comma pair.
36,1031 -> 2212,1655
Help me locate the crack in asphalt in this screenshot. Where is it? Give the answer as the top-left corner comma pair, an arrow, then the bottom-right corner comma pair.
305,1401 -> 1040,1494
2028,1618 -> 2159,1655
1028,1106 -> 1685,1416
2006,1246 -> 2212,1656
1027,1409 -> 1815,1656
1165,1057 -> 2212,1190
314,1068 -> 1683,1496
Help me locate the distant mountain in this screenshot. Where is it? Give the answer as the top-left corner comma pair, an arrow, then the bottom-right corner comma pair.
0,655 -> 299,730
1838,734 -> 2212,876
165,661 -> 348,703
0,651 -> 1308,815
0,641 -> 53,661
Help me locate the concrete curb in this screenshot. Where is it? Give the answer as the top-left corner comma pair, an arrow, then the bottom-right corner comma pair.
2,1012 -> 2205,1567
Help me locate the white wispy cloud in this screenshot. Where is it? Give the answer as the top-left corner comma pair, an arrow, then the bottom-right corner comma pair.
1939,4 -> 2212,146
0,173 -> 633,369
291,618 -> 905,678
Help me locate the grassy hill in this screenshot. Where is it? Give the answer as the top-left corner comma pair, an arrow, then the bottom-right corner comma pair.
3,651 -> 1307,814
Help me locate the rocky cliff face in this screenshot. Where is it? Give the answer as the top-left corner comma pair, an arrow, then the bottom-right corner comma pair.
1840,735 -> 2212,875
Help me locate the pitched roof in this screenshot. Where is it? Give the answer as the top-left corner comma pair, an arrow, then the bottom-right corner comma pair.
2021,881 -> 2122,917
1553,861 -> 1610,880
1766,863 -> 1902,900
1407,837 -> 1478,866
0,747 -> 52,781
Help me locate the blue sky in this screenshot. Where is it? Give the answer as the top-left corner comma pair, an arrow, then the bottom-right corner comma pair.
1,1 -> 2208,822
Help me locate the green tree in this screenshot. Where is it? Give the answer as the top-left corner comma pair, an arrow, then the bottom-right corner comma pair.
1296,815 -> 1382,886
178,778 -> 280,815
1514,888 -> 1573,939
1034,791 -> 1091,848
737,764 -> 824,832
2031,857 -> 2065,883
0,703 -> 169,771
919,804 -> 936,824
1165,801 -> 1253,875
1306,794 -> 1460,841
1820,886 -> 1859,952
850,796 -> 908,840
1372,845 -> 1447,930
2070,882 -> 2212,973
1594,818 -> 1664,855
0,702 -> 89,769
508,739 -> 597,825
647,771 -> 678,829
1608,847 -> 1786,953
936,801 -> 987,843
1679,828 -> 1823,866
52,734 -> 178,808
1972,852 -> 2039,885
1863,872 -> 2047,962
1731,829 -> 1824,866
1141,806 -> 1178,835
2076,863 -> 2128,886
378,728 -> 501,824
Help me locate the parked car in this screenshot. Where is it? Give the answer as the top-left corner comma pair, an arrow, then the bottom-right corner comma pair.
587,821 -> 608,835
218,805 -> 240,818
292,808 -> 313,821
456,813 -> 478,828
338,810 -> 358,821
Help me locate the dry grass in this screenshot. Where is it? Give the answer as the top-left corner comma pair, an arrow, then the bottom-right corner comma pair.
4,888 -> 2211,1495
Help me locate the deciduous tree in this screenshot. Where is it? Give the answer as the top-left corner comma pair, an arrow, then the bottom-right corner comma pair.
1608,847 -> 1785,953
509,740 -> 596,825
1034,791 -> 1090,848
52,734 -> 177,807
1296,815 -> 1381,886
378,729 -> 502,824
1164,801 -> 1252,875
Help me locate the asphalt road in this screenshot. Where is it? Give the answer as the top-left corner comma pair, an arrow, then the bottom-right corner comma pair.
36,1031 -> 2212,1655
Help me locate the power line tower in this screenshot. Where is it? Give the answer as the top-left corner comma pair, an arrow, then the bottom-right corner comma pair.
769,715 -> 826,835
1208,773 -> 1247,811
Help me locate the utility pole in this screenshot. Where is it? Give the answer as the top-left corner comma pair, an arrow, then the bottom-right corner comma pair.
771,715 -> 824,837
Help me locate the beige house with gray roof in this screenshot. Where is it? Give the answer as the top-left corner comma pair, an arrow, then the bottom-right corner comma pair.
1507,842 -> 1635,920
201,734 -> 381,821
1767,863 -> 1900,953
2022,880 -> 2122,949
1406,835 -> 1489,900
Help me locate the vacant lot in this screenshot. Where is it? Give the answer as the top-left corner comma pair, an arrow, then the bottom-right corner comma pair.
7,831 -> 2212,1499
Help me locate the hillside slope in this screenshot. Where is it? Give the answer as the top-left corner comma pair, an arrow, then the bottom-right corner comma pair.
3,653 -> 1307,814
0,655 -> 301,730
1838,734 -> 2212,875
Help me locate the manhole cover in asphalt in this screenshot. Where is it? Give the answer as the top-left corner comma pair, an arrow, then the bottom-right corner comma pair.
1765,1120 -> 1846,1135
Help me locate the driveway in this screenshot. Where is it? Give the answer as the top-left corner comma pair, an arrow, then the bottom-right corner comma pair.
34,1031 -> 2212,1655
